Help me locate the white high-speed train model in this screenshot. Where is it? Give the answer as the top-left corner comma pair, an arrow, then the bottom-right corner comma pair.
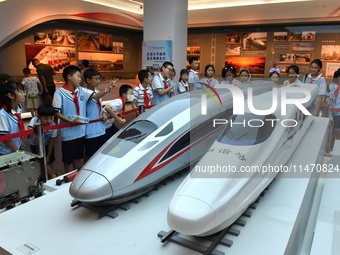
69,81 -> 273,204
167,83 -> 318,236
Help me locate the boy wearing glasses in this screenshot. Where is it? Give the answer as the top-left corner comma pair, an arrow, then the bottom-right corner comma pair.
151,61 -> 174,105
53,65 -> 114,173
83,68 -> 111,162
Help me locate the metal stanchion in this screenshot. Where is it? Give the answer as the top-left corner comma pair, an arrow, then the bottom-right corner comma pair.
139,105 -> 145,114
33,123 -> 48,183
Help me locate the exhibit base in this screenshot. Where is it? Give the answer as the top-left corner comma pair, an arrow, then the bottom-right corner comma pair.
0,117 -> 336,255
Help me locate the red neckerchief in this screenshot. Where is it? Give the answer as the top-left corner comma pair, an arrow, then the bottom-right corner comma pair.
334,83 -> 340,104
143,87 -> 150,107
62,84 -> 80,115
205,78 -> 212,86
2,105 -> 25,134
178,81 -> 188,92
159,74 -> 168,89
116,96 -> 125,119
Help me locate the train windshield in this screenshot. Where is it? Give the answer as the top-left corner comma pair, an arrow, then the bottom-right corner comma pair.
118,120 -> 158,143
217,113 -> 276,145
102,120 -> 158,158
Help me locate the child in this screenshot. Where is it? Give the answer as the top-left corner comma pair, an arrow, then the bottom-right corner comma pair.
21,67 -> 43,117
177,69 -> 189,94
27,104 -> 58,178
52,65 -> 114,173
239,68 -> 251,83
283,65 -> 302,86
133,69 -> 153,113
221,64 -> 240,86
0,81 -> 25,155
188,56 -> 200,90
302,59 -> 327,110
169,68 -> 176,97
104,84 -> 134,139
83,68 -> 108,162
329,69 -> 340,149
198,64 -> 219,89
269,67 -> 280,85
151,61 -> 174,105
147,66 -> 155,78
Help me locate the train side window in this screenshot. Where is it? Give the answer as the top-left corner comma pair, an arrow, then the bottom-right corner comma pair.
160,132 -> 190,162
155,122 -> 173,137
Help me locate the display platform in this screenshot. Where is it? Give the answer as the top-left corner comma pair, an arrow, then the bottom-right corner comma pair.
0,117 -> 333,255
310,140 -> 340,255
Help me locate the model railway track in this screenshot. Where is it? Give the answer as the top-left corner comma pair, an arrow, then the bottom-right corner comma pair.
157,186 -> 270,255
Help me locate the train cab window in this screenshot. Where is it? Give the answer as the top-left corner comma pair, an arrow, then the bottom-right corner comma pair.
217,113 -> 276,145
118,120 -> 158,143
102,120 -> 158,158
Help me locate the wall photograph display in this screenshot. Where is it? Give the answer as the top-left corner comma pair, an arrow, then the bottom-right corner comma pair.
242,32 -> 267,51
291,42 -> 314,51
226,33 -> 241,44
226,44 -> 241,56
25,45 -> 76,74
99,33 -> 113,51
288,32 -> 302,41
113,42 -> 124,54
301,31 -> 315,41
78,30 -> 100,51
273,32 -> 288,42
279,53 -> 311,64
34,32 -> 53,45
325,62 -> 340,78
321,45 -> 340,62
52,30 -> 76,46
225,56 -> 265,76
78,52 -> 123,72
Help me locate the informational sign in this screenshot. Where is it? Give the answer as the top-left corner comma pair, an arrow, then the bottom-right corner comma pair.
142,40 -> 172,72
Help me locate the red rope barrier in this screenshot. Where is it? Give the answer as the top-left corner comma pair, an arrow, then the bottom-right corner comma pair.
0,105 -> 154,143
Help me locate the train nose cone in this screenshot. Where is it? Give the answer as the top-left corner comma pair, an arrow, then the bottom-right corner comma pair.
167,195 -> 215,236
69,170 -> 113,202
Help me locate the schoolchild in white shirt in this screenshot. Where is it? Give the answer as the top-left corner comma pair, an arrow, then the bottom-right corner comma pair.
27,104 -> 58,178
0,81 -> 25,155
221,64 -> 241,86
151,61 -> 174,105
239,68 -> 251,83
302,59 -> 327,111
104,84 -> 134,139
83,68 -> 115,162
188,56 -> 200,90
133,69 -> 153,113
52,65 -> 113,173
282,65 -> 303,86
178,69 -> 189,94
198,64 -> 219,89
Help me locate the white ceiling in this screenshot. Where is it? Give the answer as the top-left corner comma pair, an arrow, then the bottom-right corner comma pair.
82,0 -> 312,14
